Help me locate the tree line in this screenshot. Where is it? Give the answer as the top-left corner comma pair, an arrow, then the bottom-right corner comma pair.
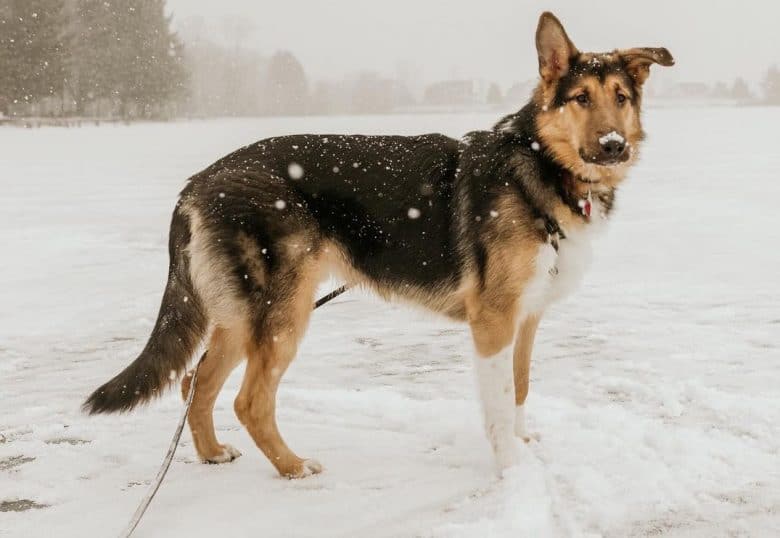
2,1 -> 780,120
0,0 -> 186,118
0,1 -> 417,119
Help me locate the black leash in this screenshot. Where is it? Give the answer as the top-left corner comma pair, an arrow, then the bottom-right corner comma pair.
119,284 -> 351,538
314,285 -> 349,308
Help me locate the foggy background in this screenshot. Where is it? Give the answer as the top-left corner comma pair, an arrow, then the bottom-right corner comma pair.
1,0 -> 779,122
3,3 -> 780,535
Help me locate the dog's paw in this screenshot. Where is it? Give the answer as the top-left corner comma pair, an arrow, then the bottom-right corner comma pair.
300,458 -> 323,476
285,458 -> 323,479
203,444 -> 241,464
514,405 -> 540,443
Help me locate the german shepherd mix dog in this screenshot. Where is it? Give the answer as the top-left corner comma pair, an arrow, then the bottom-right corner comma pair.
85,13 -> 673,477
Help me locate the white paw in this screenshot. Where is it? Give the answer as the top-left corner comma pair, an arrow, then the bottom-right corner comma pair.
299,458 -> 323,477
203,444 -> 242,464
514,405 -> 540,443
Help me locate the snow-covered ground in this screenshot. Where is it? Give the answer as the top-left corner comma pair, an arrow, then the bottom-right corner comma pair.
1,109 -> 779,537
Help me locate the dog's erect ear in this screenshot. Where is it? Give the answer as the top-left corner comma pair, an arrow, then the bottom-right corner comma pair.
618,47 -> 675,85
535,12 -> 578,83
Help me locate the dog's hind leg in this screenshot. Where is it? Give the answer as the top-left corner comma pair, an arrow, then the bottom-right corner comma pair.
512,315 -> 540,442
182,326 -> 246,463
234,251 -> 324,478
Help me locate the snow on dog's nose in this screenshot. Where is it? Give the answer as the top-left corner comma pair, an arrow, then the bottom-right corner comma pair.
599,131 -> 626,159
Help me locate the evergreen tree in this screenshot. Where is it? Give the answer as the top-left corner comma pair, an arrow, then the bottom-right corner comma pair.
119,0 -> 186,117
71,0 -> 185,118
70,0 -> 123,112
0,0 -> 69,114
0,3 -> 18,114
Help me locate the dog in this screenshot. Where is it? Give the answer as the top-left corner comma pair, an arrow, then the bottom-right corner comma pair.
85,12 -> 673,477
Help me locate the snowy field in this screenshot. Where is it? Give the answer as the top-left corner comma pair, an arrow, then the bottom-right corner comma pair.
1,108 -> 779,537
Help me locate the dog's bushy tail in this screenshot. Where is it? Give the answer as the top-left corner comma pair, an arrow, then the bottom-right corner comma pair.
83,208 -> 207,414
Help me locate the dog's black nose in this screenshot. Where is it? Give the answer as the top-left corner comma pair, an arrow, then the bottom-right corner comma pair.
599,133 -> 626,159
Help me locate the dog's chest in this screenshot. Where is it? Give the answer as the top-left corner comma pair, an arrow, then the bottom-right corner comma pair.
521,218 -> 606,317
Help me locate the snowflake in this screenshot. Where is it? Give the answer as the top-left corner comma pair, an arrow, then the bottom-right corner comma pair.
288,162 -> 304,180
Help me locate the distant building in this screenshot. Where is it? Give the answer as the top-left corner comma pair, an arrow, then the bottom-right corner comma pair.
662,82 -> 711,99
423,80 -> 478,106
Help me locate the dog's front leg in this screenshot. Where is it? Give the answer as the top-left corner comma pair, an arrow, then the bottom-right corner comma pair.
474,346 -> 518,471
468,297 -> 520,473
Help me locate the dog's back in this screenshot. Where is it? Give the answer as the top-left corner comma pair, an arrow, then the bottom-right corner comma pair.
189,133 -> 464,291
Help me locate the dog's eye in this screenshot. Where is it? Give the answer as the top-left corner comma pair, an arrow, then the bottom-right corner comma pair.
575,93 -> 589,105
617,92 -> 627,105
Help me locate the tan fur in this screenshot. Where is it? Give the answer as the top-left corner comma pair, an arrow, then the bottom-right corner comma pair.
236,231 -> 267,288
533,77 -> 638,193
184,205 -> 250,327
535,12 -> 578,83
233,250 -> 325,478
617,47 -> 675,85
464,195 -> 544,357
513,316 -> 540,407
182,326 -> 247,462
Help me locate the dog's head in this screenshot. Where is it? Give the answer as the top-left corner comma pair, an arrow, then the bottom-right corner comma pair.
533,12 -> 674,188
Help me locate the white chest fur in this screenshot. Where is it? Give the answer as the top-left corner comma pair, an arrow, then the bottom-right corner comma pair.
521,210 -> 608,317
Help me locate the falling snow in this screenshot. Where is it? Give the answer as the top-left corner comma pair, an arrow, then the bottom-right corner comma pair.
287,162 -> 304,180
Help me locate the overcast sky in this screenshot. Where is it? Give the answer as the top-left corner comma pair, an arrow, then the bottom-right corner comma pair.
167,0 -> 779,90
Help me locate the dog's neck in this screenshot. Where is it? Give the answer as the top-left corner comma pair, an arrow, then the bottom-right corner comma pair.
495,103 -> 616,224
